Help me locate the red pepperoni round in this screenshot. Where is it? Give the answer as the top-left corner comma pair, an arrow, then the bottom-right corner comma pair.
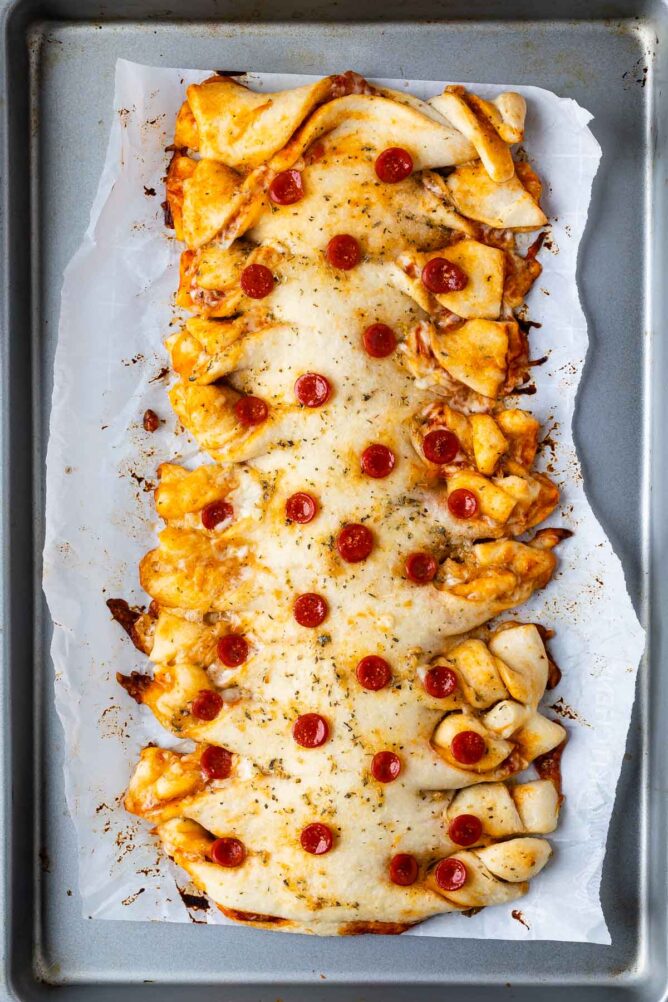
362,322 -> 397,358
234,395 -> 268,426
361,444 -> 395,479
375,147 -> 414,184
423,429 -> 460,465
293,713 -> 329,748
447,488 -> 479,519
201,745 -> 233,781
326,234 -> 361,270
286,492 -> 317,524
448,814 -> 483,847
389,853 -> 419,886
191,689 -> 223,721
421,257 -> 468,294
294,372 -> 331,408
356,655 -> 391,691
240,262 -> 274,299
371,751 -> 402,783
294,592 -> 328,628
405,551 -> 438,584
300,823 -> 333,855
210,836 -> 246,868
200,500 -> 234,530
451,730 -> 486,765
217,633 -> 249,668
423,665 -> 458,698
337,523 -> 374,563
269,169 -> 304,205
434,857 -> 468,891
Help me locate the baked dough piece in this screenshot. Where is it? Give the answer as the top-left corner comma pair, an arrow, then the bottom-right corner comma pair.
120,616 -> 563,933
445,161 -> 548,230
119,617 -> 564,788
134,458 -> 563,639
122,747 -> 558,933
112,74 -> 569,934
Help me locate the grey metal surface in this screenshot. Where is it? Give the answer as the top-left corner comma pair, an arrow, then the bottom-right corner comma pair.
1,0 -> 665,998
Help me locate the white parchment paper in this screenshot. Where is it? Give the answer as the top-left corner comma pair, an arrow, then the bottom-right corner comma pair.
43,58 -> 645,942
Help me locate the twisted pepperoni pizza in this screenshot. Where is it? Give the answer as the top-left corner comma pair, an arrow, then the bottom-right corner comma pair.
111,72 -> 568,935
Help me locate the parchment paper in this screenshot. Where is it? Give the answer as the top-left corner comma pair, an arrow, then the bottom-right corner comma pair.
43,58 -> 645,942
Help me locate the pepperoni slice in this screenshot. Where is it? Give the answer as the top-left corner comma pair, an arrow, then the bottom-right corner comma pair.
447,488 -> 479,519
294,592 -> 328,628
423,665 -> 458,698
371,751 -> 402,783
269,169 -> 304,205
361,444 -> 395,479
300,823 -> 333,855
294,372 -> 331,408
217,633 -> 249,668
210,836 -> 246,868
448,814 -> 483,847
201,500 -> 234,530
337,523 -> 374,563
434,857 -> 468,891
201,745 -> 233,781
451,730 -> 486,765
423,429 -> 460,465
240,263 -> 274,299
234,395 -> 269,426
421,257 -> 468,294
326,234 -> 361,270
356,655 -> 391,691
362,323 -> 397,358
389,853 -> 419,886
405,551 -> 438,584
286,492 -> 317,524
375,147 -> 414,184
191,689 -> 223,721
293,713 -> 329,748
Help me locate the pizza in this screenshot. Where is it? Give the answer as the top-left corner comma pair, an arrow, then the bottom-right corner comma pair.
110,71 -> 569,935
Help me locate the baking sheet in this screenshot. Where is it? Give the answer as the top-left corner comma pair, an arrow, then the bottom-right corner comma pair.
42,58 -> 645,943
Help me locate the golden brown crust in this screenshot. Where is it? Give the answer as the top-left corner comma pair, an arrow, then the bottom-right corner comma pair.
165,152 -> 197,242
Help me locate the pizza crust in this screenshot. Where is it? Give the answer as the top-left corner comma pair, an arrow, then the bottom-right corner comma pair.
111,74 -> 567,934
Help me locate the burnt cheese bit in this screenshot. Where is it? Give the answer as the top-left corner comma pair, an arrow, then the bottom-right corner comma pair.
116,670 -> 151,703
143,408 -> 160,432
161,199 -> 174,228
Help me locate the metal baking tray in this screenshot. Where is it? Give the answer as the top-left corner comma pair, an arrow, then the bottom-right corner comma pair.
1,0 -> 665,998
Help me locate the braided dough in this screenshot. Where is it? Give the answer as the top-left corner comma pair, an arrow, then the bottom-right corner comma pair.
112,72 -> 568,935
